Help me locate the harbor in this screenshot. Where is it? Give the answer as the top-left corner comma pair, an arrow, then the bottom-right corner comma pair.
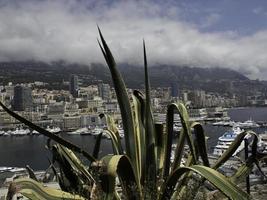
1,107 -> 267,169
1,106 -> 267,198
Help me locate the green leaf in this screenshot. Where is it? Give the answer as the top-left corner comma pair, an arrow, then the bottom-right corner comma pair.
101,155 -> 141,200
163,104 -> 178,179
92,132 -> 103,159
143,41 -> 157,197
98,28 -> 136,164
164,103 -> 197,179
229,131 -> 260,184
230,156 -> 255,184
154,123 -> 165,177
191,122 -> 210,167
160,165 -> 250,200
99,114 -> 123,154
14,178 -> 86,200
132,91 -> 146,184
26,165 -> 38,182
57,145 -> 95,183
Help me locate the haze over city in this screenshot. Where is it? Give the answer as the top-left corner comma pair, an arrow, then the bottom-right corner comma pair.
0,0 -> 267,79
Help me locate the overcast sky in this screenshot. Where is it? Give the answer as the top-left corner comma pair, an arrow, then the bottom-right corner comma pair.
1,0 -> 267,79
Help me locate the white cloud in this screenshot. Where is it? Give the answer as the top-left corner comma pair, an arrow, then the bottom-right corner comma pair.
199,13 -> 221,28
0,0 -> 267,79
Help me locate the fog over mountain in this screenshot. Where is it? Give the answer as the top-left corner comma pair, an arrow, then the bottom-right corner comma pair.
1,0 -> 267,79
0,61 -> 260,96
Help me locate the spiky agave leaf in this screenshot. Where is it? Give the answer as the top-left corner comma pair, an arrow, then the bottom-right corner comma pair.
51,145 -> 91,196
26,165 -> 38,182
154,123 -> 165,175
183,130 -> 260,200
182,130 -> 259,199
0,101 -> 96,162
230,131 -> 259,184
143,41 -> 157,198
190,122 -> 210,167
210,132 -> 266,199
100,155 -> 141,199
163,103 -> 197,180
99,114 -> 123,154
99,113 -> 120,137
57,145 -> 95,182
98,28 -> 137,168
13,178 -> 85,200
163,105 -> 178,179
159,165 -> 250,200
92,132 -> 103,159
175,122 -> 209,199
132,91 -> 146,183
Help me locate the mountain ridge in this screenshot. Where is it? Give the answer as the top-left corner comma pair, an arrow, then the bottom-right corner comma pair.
0,61 -> 264,96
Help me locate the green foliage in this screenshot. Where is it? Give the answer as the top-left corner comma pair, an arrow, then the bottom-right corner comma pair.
13,178 -> 86,200
1,28 -> 267,200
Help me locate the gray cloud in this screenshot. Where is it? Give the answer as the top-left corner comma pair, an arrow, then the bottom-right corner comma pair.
0,0 -> 267,79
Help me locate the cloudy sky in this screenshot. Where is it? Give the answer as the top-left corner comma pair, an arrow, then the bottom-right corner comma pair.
1,0 -> 267,79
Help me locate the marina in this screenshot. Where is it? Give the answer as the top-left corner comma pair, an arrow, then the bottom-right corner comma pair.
0,107 -> 266,170
0,125 -> 124,139
212,119 -> 261,128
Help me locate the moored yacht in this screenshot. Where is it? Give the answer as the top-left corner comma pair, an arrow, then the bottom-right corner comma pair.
80,127 -> 91,135
0,130 -> 5,136
46,126 -> 61,133
32,130 -> 40,135
236,119 -> 259,128
91,127 -> 102,136
118,128 -> 124,138
213,126 -> 244,156
173,123 -> 182,132
68,127 -> 91,135
257,132 -> 267,153
11,128 -> 30,136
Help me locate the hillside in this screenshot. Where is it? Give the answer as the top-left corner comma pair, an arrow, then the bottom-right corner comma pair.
0,61 -> 265,96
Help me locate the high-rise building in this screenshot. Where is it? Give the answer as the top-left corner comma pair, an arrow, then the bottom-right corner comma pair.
188,90 -> 206,108
69,75 -> 79,98
171,82 -> 179,97
98,83 -> 111,100
13,85 -> 33,111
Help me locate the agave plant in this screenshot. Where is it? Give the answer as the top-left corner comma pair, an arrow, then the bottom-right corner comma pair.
96,28 -> 267,200
0,28 -> 266,200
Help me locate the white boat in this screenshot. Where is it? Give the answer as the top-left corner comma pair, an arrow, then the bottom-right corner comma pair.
118,128 -> 124,138
46,126 -> 61,133
67,129 -> 82,135
32,130 -> 40,135
236,119 -> 259,128
91,127 -> 102,136
11,128 -> 30,136
0,130 -> 5,136
173,123 -> 182,132
0,166 -> 25,173
258,132 -> 267,153
102,131 -> 111,139
3,130 -> 11,136
67,127 -> 90,135
212,121 -> 227,126
50,127 -> 61,133
213,126 -> 244,156
80,127 -> 91,135
212,121 -> 236,126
